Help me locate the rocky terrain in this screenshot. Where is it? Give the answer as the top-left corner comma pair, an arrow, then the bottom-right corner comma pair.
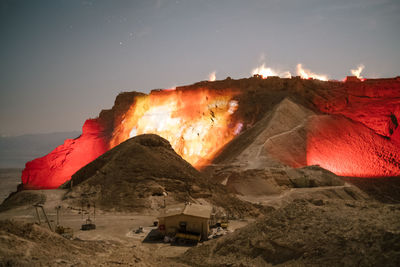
182,199 -> 400,267
344,176 -> 400,203
0,219 -> 185,267
2,197 -> 398,266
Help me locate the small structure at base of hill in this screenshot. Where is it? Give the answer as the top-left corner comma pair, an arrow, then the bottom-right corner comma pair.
158,203 -> 212,242
345,76 -> 362,82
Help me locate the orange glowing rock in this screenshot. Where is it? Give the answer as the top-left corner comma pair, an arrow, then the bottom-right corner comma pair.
109,88 -> 241,168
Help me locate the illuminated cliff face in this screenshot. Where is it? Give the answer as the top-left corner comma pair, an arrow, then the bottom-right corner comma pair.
21,77 -> 400,189
21,119 -> 108,189
306,115 -> 400,177
109,89 -> 241,168
21,87 -> 242,189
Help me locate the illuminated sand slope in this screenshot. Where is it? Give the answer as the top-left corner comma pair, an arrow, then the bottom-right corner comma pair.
22,76 -> 400,189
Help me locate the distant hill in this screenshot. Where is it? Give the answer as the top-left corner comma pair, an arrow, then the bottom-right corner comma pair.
0,131 -> 81,168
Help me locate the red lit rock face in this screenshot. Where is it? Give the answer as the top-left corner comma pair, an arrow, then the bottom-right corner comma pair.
241,98 -> 400,177
306,115 -> 400,177
308,78 -> 400,177
21,77 -> 400,189
315,79 -> 400,139
21,119 -> 108,189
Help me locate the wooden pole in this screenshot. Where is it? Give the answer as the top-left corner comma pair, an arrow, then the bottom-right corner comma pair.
34,205 -> 41,225
39,205 -> 52,231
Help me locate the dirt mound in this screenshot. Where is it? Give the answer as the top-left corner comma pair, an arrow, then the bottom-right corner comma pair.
63,134 -> 266,216
223,165 -> 345,197
69,134 -> 201,186
64,134 -> 204,211
286,165 -> 345,188
182,200 -> 400,266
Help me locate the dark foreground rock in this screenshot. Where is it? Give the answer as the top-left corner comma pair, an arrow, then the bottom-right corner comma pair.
182,199 -> 400,267
0,219 -> 183,266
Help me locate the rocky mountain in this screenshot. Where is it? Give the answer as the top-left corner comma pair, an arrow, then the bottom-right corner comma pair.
20,76 -> 400,189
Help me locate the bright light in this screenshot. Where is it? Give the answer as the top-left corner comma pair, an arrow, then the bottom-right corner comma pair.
351,64 -> 365,79
251,63 -> 291,78
296,63 -> 328,81
208,71 -> 216,81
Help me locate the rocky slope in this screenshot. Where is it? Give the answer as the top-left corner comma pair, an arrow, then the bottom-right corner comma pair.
182,199 -> 400,267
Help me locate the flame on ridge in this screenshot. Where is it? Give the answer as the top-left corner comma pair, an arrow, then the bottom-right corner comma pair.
251,63 -> 291,78
296,64 -> 328,81
208,71 -> 216,81
251,62 -> 329,81
351,64 -> 365,79
110,89 -> 241,168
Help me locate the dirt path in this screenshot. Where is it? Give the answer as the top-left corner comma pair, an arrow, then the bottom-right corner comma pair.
236,183 -> 365,208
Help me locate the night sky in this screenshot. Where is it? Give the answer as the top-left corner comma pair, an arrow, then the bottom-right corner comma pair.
1,0 -> 399,136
